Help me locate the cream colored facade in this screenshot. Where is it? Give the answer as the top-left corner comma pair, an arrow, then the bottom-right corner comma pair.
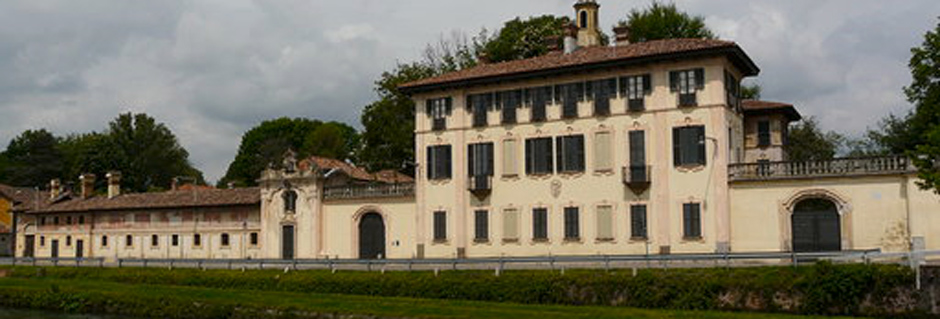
14,0 -> 940,261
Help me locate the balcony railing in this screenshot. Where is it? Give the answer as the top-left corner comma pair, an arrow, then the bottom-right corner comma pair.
432,118 -> 446,131
468,175 -> 493,196
678,93 -> 697,107
729,156 -> 913,181
622,165 -> 651,192
323,183 -> 415,201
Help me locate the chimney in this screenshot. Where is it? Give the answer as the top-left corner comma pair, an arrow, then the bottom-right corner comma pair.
543,35 -> 561,52
171,177 -> 179,191
563,24 -> 579,54
614,25 -> 631,46
49,179 -> 61,200
106,171 -> 121,199
79,173 -> 95,199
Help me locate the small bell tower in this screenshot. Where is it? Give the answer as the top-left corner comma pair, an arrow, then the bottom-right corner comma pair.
574,0 -> 601,47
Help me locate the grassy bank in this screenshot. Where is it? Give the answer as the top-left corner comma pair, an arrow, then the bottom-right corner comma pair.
0,277 -> 857,319
0,263 -> 919,316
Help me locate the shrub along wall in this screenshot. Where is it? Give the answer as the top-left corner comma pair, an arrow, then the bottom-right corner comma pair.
3,263 -> 934,317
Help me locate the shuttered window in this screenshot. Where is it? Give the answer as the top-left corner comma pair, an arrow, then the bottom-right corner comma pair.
683,203 -> 702,239
621,74 -> 652,111
425,97 -> 452,131
556,135 -> 585,173
528,86 -> 551,122
631,205 -> 648,239
500,90 -> 522,124
556,83 -> 583,119
474,210 -> 489,241
468,94 -> 491,128
590,78 -> 616,116
594,131 -> 613,172
725,70 -> 740,109
502,139 -> 519,176
433,211 -> 447,241
468,143 -> 494,177
673,126 -> 706,167
670,68 -> 705,107
596,205 -> 613,240
221,233 -> 230,246
532,208 -> 548,240
525,137 -> 554,175
758,121 -> 771,147
503,208 -> 519,240
427,145 -> 453,180
564,207 -> 580,240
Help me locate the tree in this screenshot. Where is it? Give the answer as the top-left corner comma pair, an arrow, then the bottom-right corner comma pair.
905,18 -> 940,193
741,84 -> 762,100
0,129 -> 63,187
481,15 -> 571,63
219,118 -> 321,187
301,122 -> 360,162
59,132 -> 120,192
785,117 -> 845,162
617,1 -> 716,43
105,113 -> 204,192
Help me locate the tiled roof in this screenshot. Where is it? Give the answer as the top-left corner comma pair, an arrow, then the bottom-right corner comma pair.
25,187 -> 260,214
742,100 -> 802,121
299,156 -> 414,184
400,38 -> 757,93
0,184 -> 40,209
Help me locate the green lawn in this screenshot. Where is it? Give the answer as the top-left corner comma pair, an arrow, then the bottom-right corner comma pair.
0,277 -> 860,319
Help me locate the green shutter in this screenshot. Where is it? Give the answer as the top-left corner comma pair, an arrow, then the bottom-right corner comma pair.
673,127 -> 681,166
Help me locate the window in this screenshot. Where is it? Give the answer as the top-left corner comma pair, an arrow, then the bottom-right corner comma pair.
40,217 -> 46,226
468,143 -> 494,177
621,75 -> 652,111
725,70 -> 741,109
78,216 -> 84,225
40,236 -> 45,246
556,83 -> 583,119
194,234 -> 202,247
468,93 -> 491,128
500,90 -> 521,124
125,235 -> 133,247
474,210 -> 489,242
758,121 -> 771,147
527,86 -> 551,122
596,206 -> 613,240
564,207 -> 580,240
629,130 -> 648,181
283,190 -> 298,212
433,211 -> 447,241
631,205 -> 648,240
579,11 -> 588,28
532,208 -> 548,241
250,232 -> 259,246
426,97 -> 452,131
670,68 -> 705,107
101,235 -> 108,247
556,135 -> 585,173
54,216 -> 59,225
525,137 -> 554,175
66,236 -> 71,246
427,145 -> 453,180
172,234 -> 179,246
503,208 -> 519,241
502,139 -> 519,177
221,233 -> 230,247
594,131 -> 613,172
151,234 -> 159,247
673,126 -> 706,167
683,203 -> 702,239
590,78 -> 616,116
66,216 -> 72,225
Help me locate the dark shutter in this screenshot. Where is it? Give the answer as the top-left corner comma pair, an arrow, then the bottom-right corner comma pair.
618,76 -> 627,96
673,127 -> 681,166
631,205 -> 647,239
642,74 -> 652,93
445,97 -> 453,115
683,203 -> 702,238
485,143 -> 494,176
533,208 -> 548,239
443,145 -> 452,179
475,210 -> 488,241
556,136 -> 564,173
564,207 -> 579,239
574,135 -> 585,172
758,121 -> 771,147
694,68 -> 705,89
544,138 -> 554,174
434,211 -> 447,241
468,144 -> 476,177
427,146 -> 435,180
425,99 -> 433,116
525,139 -> 533,175
669,71 -> 680,92
629,131 -> 646,166
696,127 -> 706,165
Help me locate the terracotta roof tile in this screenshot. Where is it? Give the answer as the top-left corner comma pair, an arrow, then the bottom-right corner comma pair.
299,156 -> 414,184
742,100 -> 802,121
400,38 -> 756,92
26,187 -> 260,214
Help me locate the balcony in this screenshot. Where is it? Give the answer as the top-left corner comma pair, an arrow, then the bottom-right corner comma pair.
468,175 -> 493,196
678,93 -> 697,107
622,165 -> 651,193
728,156 -> 913,182
323,183 -> 415,201
432,118 -> 446,131
628,99 -> 645,112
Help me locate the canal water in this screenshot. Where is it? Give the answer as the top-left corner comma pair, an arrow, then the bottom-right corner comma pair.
0,307 -> 123,319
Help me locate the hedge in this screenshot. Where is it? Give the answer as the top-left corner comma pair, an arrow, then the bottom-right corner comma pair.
1,262 -> 927,317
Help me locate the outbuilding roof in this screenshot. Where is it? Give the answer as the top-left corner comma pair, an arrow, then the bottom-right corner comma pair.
742,100 -> 803,121
24,187 -> 260,214
399,38 -> 759,93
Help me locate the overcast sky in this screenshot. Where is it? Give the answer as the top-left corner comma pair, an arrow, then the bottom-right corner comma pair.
1,0 -> 938,183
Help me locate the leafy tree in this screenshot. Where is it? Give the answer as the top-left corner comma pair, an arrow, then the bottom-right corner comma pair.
0,129 -> 63,187
905,18 -> 940,193
785,117 -> 845,162
301,122 -> 360,162
741,84 -> 762,100
220,118 -> 321,187
617,1 -> 716,43
105,113 -> 204,192
481,15 -> 571,63
59,132 -> 120,192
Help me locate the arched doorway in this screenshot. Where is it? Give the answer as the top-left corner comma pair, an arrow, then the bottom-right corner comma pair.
791,198 -> 841,252
358,213 -> 385,259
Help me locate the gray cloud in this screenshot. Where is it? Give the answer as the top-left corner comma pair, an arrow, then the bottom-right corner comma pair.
0,0 -> 937,182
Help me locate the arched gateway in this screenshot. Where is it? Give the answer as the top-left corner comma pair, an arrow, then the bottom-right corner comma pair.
791,198 -> 841,252
358,213 -> 386,259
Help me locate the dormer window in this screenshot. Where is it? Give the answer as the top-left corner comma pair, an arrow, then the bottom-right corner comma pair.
670,68 -> 705,107
283,190 -> 298,213
426,97 -> 452,131
621,74 -> 652,112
